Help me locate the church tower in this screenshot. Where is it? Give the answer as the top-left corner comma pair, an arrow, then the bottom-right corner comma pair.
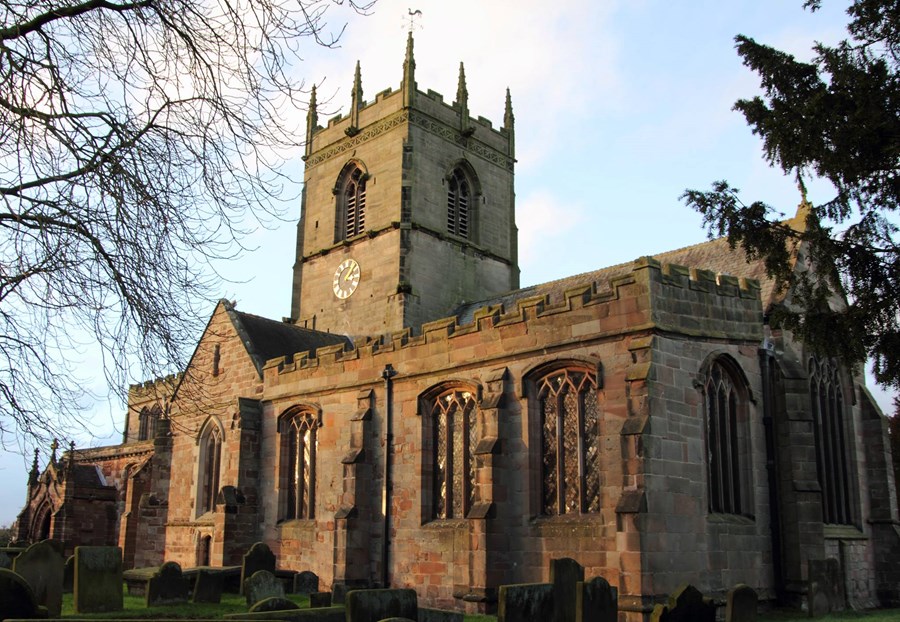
290,34 -> 518,338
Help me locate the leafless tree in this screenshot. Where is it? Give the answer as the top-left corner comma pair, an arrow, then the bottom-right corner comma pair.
0,0 -> 373,450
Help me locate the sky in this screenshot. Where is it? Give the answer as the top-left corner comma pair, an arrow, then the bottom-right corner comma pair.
1,0 -> 894,526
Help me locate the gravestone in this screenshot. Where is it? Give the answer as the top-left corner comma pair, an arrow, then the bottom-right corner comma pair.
332,582 -> 349,604
192,569 -> 224,604
0,567 -> 49,619
551,557 -> 585,622
576,576 -> 617,622
146,561 -> 189,606
63,556 -> 74,593
240,542 -> 276,595
12,539 -> 64,617
73,545 -> 123,613
419,609 -> 464,622
808,558 -> 845,613
498,583 -> 555,622
345,588 -> 418,622
807,581 -> 830,618
650,584 -> 716,622
310,591 -> 332,607
0,551 -> 11,569
726,584 -> 757,622
248,596 -> 301,612
244,569 -> 284,607
294,570 -> 319,595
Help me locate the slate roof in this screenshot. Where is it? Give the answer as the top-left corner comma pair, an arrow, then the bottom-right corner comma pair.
453,236 -> 785,327
225,304 -> 351,373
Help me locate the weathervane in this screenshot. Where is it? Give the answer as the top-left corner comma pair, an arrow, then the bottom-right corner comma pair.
405,8 -> 423,33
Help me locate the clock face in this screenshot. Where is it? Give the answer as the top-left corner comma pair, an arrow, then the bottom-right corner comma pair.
332,258 -> 361,299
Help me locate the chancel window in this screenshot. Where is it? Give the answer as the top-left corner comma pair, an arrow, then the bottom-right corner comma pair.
447,168 -> 471,239
704,359 -> 750,515
537,368 -> 601,515
430,388 -> 478,519
280,409 -> 319,520
336,164 -> 366,241
809,358 -> 854,525
198,423 -> 222,515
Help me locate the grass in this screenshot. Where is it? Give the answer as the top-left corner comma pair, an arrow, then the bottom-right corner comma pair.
58,589 -> 900,622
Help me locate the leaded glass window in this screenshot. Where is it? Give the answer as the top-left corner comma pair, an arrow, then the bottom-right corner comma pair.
336,164 -> 366,241
198,424 -> 222,514
705,360 -> 744,515
809,359 -> 854,525
282,411 -> 318,520
432,389 -> 478,519
447,168 -> 470,239
537,369 -> 600,515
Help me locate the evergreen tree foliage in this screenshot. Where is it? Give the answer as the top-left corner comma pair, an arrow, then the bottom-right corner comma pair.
682,0 -> 900,388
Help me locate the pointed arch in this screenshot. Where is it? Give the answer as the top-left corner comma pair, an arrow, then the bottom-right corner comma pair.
334,160 -> 368,242
809,357 -> 855,525
523,359 -> 603,516
445,160 -> 481,241
699,353 -> 754,517
278,405 -> 321,520
419,381 -> 482,520
196,416 -> 224,516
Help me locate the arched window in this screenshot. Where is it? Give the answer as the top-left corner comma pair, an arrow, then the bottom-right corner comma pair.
197,421 -> 223,515
429,387 -> 479,519
809,358 -> 854,525
535,367 -> 601,515
138,405 -> 161,441
447,167 -> 471,239
704,358 -> 751,515
280,409 -> 319,520
335,163 -> 367,242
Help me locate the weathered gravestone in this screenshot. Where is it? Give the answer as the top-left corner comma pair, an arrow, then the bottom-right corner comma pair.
63,556 -> 74,593
248,596 -> 301,612
192,568 -> 224,604
576,576 -> 617,622
244,569 -> 284,607
726,584 -> 758,622
73,545 -> 123,613
650,584 -> 716,622
497,583 -> 555,622
240,542 -> 276,595
345,588 -> 418,622
807,581 -> 830,618
146,561 -> 189,606
0,567 -> 49,619
11,539 -> 64,617
310,591 -> 332,607
0,551 -> 11,570
294,570 -> 319,595
808,558 -> 845,613
551,557 -> 585,622
332,582 -> 350,605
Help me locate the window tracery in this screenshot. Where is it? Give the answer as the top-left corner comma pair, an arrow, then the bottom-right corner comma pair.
198,423 -> 222,515
429,387 -> 479,519
704,359 -> 749,515
336,163 -> 366,241
280,409 -> 319,520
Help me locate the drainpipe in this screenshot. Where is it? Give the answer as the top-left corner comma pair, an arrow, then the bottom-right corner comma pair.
381,363 -> 397,588
759,330 -> 785,603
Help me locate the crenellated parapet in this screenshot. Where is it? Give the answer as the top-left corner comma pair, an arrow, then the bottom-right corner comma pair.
265,257 -> 763,379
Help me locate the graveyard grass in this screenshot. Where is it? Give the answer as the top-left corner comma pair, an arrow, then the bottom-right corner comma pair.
56,587 -> 900,622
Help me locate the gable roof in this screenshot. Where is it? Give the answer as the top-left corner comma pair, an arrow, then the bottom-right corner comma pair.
223,302 -> 351,375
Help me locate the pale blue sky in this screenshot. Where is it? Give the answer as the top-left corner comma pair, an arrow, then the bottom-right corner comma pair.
2,0 -> 892,526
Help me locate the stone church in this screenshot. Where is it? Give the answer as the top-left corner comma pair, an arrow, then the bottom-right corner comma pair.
14,34 -> 900,617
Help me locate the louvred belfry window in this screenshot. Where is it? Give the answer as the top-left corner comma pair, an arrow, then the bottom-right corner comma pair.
809,358 -> 854,525
447,168 -> 470,238
281,409 -> 318,520
537,368 -> 601,515
336,164 -> 366,241
431,388 -> 478,519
